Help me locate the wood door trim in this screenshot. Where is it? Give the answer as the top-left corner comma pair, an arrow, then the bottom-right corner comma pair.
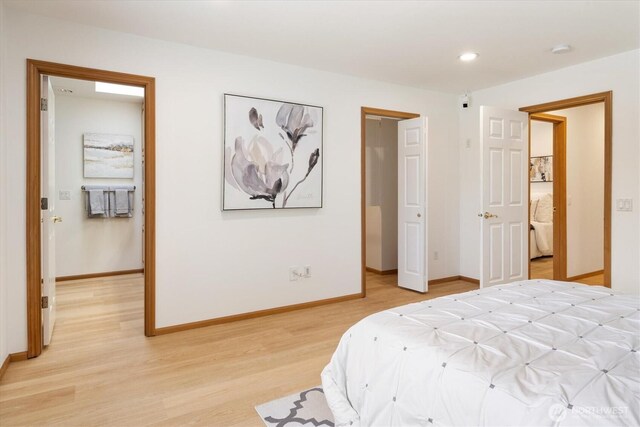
361,107 -> 420,296
26,59 -> 157,358
56,269 -> 144,282
521,91 -> 612,287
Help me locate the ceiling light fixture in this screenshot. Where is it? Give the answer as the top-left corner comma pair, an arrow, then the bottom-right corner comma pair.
459,52 -> 479,62
95,81 -> 144,97
551,44 -> 572,54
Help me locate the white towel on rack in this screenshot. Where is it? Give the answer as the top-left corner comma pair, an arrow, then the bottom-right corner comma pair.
88,190 -> 105,215
114,189 -> 130,215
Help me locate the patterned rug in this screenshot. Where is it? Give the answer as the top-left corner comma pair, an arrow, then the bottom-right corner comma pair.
255,386 -> 335,426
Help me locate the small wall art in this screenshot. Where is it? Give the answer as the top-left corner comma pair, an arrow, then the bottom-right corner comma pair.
223,94 -> 323,210
530,155 -> 553,182
83,133 -> 134,179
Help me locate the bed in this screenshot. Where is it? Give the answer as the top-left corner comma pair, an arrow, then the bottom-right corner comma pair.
530,193 -> 553,259
321,280 -> 639,426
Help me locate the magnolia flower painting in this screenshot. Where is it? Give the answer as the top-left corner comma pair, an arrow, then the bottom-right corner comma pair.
223,94 -> 323,210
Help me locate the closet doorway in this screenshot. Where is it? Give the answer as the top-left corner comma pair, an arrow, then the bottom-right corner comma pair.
522,92 -> 611,287
360,107 -> 427,295
26,60 -> 156,358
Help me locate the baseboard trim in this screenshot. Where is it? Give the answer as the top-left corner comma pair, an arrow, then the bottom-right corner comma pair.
10,351 -> 28,362
428,275 -> 461,285
566,270 -> 604,282
365,267 -> 398,275
429,275 -> 480,286
458,275 -> 480,285
57,269 -> 144,282
0,355 -> 9,380
155,292 -> 364,336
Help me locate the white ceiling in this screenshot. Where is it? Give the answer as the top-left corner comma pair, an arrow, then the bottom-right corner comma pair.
50,76 -> 144,104
8,0 -> 640,93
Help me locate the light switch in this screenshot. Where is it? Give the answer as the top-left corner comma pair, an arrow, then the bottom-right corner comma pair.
59,190 -> 71,201
616,198 -> 633,212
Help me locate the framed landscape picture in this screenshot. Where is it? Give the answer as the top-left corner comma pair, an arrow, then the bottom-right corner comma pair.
83,133 -> 134,179
530,155 -> 553,182
223,94 -> 323,210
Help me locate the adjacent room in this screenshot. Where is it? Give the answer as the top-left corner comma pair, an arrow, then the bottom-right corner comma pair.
0,1 -> 638,426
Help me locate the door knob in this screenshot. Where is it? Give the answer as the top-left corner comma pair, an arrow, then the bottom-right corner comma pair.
52,216 -> 63,223
417,213 -> 422,218
478,212 -> 498,219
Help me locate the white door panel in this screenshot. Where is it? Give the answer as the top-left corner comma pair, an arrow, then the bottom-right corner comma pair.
42,75 -> 57,346
480,106 -> 528,287
398,117 -> 427,293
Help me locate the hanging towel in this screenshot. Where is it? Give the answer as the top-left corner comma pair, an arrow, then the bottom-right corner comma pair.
114,189 -> 130,216
88,190 -> 105,215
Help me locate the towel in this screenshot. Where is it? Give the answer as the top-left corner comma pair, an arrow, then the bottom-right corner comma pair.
88,190 -> 105,215
114,189 -> 130,216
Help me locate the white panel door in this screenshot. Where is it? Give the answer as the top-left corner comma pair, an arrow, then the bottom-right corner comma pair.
480,106 -> 528,287
42,75 -> 58,346
398,117 -> 428,292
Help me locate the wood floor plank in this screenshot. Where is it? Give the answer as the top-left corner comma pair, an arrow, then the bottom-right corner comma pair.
0,273 -> 476,426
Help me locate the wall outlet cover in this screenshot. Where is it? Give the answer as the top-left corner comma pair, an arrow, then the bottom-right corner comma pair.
59,190 -> 71,200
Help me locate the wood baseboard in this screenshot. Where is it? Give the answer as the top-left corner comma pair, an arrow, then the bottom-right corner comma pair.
0,355 -> 9,380
0,351 -> 29,381
57,269 -> 144,282
365,267 -> 398,275
566,270 -> 604,282
10,351 -> 28,362
429,275 -> 480,286
155,292 -> 364,336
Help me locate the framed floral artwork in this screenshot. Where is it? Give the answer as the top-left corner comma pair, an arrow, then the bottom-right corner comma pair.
223,94 -> 323,210
530,155 -> 553,182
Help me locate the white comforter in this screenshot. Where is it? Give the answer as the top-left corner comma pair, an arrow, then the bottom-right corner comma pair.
321,280 -> 639,426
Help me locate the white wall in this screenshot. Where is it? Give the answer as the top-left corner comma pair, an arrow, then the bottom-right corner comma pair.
459,49 -> 640,295
0,0 -> 8,364
54,95 -> 143,277
365,118 -> 398,271
530,120 -> 553,195
2,8 -> 460,352
548,104 -> 604,277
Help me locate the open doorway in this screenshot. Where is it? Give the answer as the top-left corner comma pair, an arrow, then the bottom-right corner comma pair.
522,92 -> 611,287
360,107 -> 426,295
44,75 -> 144,349
26,60 -> 156,358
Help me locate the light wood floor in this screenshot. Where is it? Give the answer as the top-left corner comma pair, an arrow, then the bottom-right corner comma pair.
0,273 -> 477,426
530,256 -> 605,285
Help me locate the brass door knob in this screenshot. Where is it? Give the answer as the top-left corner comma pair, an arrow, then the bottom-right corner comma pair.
478,212 -> 498,219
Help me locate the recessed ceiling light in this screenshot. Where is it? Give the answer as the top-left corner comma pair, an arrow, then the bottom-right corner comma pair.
551,44 -> 572,54
95,82 -> 144,97
459,52 -> 479,62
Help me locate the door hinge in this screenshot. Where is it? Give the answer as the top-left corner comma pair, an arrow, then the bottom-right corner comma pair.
40,98 -> 48,112
41,197 -> 48,210
41,296 -> 49,309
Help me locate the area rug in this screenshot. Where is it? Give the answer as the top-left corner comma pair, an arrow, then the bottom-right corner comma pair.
255,386 -> 335,426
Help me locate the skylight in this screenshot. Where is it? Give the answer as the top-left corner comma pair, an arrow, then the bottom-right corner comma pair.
95,82 -> 144,97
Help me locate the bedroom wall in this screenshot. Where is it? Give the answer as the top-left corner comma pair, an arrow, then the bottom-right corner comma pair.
459,49 -> 640,295
530,120 -> 553,196
548,104 -> 604,278
54,95 -> 144,277
0,0 -> 8,365
365,117 -> 398,271
2,8 -> 460,353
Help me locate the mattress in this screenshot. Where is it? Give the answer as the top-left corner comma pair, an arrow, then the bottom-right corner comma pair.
321,280 -> 640,426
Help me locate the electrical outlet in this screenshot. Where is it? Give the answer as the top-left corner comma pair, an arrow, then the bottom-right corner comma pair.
304,265 -> 311,278
59,190 -> 71,201
289,266 -> 299,281
434,251 -> 439,261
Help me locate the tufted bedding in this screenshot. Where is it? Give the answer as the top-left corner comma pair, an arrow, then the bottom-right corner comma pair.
321,280 -> 640,426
